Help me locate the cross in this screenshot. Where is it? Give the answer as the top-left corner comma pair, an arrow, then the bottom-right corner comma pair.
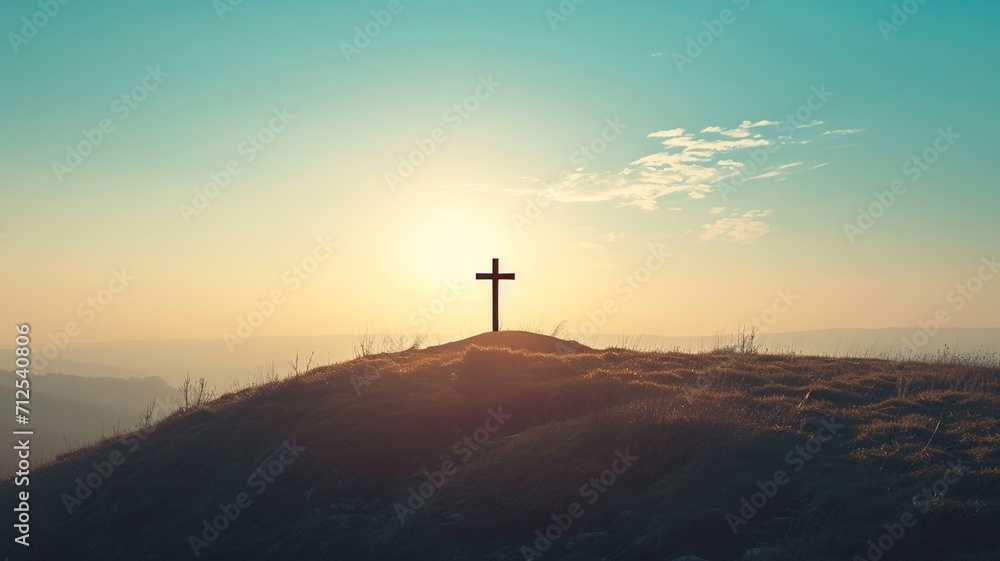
475,258 -> 515,332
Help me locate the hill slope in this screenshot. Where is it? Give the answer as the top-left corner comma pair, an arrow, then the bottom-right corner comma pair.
3,331 -> 999,560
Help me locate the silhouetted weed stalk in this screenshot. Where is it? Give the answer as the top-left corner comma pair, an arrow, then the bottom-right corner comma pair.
353,326 -> 425,358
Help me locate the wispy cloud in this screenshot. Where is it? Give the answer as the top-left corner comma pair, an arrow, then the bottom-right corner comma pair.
776,162 -> 803,170
647,128 -> 685,138
700,210 -> 774,244
512,119 -> 845,211
700,120 -> 779,139
822,128 -> 865,136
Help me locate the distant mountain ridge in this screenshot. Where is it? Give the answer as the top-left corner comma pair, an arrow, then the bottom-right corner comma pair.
0,371 -> 180,472
1,328 -> 996,387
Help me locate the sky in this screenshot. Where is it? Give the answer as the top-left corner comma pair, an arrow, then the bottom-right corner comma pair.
1,0 -> 999,347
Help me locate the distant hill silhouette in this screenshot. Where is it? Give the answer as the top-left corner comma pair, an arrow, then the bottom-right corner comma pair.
0,372 -> 179,471
2,331 -> 998,560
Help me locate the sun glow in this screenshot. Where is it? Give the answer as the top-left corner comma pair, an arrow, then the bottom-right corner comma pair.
395,200 -> 512,286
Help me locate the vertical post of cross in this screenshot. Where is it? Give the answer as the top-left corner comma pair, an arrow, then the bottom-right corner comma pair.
475,258 -> 515,332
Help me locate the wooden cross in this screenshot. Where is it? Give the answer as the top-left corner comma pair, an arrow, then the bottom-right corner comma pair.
475,258 -> 515,332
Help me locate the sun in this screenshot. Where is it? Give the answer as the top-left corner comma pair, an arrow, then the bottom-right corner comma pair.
394,197 -> 513,286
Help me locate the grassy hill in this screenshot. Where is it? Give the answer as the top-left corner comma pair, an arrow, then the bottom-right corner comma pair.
3,331 -> 998,560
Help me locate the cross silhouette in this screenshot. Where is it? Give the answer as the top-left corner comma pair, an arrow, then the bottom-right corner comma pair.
475,258 -> 515,332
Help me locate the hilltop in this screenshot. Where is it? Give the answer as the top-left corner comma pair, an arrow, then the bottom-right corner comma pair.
3,331 -> 999,560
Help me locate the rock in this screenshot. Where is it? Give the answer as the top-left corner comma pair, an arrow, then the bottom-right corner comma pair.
742,548 -> 764,559
566,532 -> 608,550
670,557 -> 710,561
441,512 -> 464,526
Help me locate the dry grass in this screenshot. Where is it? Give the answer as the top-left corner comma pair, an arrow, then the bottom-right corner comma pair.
3,331 -> 998,561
